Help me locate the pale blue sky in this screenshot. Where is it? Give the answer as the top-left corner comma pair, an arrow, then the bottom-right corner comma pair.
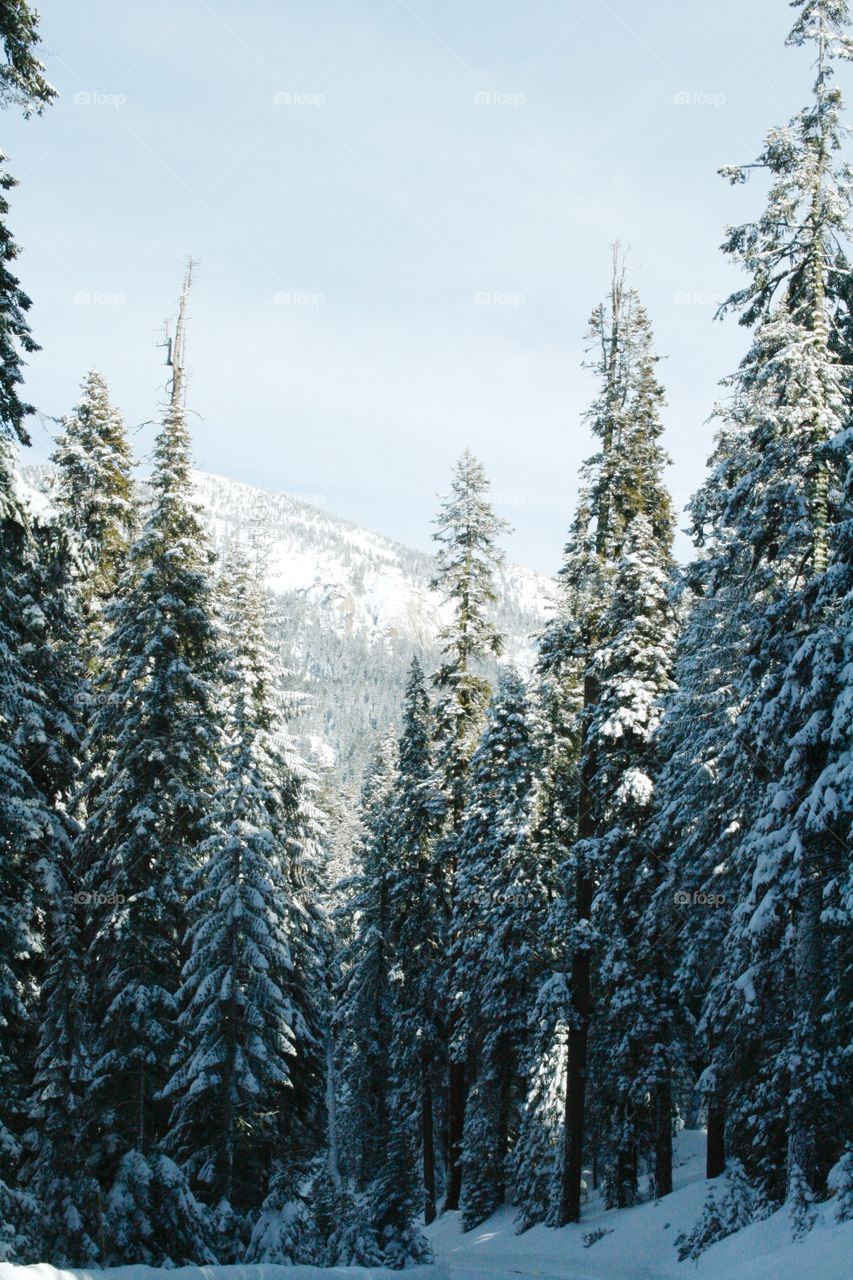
5,0 -> 843,570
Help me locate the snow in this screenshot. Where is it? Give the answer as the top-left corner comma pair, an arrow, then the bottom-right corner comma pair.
13,467 -> 57,522
0,1268 -> 442,1280
422,1130 -> 852,1279
184,468 -> 552,649
3,1134 -> 850,1280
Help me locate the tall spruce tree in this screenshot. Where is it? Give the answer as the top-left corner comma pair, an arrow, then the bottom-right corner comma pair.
0,4 -> 58,1256
670,0 -> 853,1214
75,268 -> 220,1264
16,505 -> 90,1265
588,508 -> 678,1207
164,543 -> 325,1248
334,735 -> 399,1193
0,458 -> 73,1261
453,669 -> 547,1228
51,370 -> 136,665
508,564 -> 583,1231
430,449 -> 509,1211
544,255 -> 677,1223
386,657 -> 445,1225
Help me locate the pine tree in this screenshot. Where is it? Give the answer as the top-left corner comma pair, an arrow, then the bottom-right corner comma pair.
509,569 -> 583,1232
509,974 -> 570,1230
0,451 -> 48,1261
51,370 -> 136,664
675,1158 -> 766,1261
0,0 -> 55,448
454,669 -> 547,1228
15,508 -> 93,1265
589,503 -> 678,1208
0,160 -> 38,450
648,550 -> 752,1182
386,657 -> 445,1225
545,254 -> 676,1223
368,1123 -> 433,1269
686,0 -> 853,1209
164,543 -> 324,1241
430,449 -> 509,1210
0,7 -> 61,1252
832,1146 -> 853,1221
0,2 -> 55,115
334,735 -> 399,1191
75,268 -> 220,1264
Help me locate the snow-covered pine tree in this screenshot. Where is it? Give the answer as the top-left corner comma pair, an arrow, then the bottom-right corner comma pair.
14,500 -> 94,1266
580,310 -> 679,1207
589,507 -> 679,1208
0,2 -> 55,115
50,370 -> 136,665
544,254 -> 676,1223
0,1 -> 52,453
648,530 -> 754,1181
0,451 -> 51,1262
508,974 -> 571,1230
454,669 -> 547,1229
386,656 -> 445,1225
0,11 -> 60,1256
430,449 -> 510,1211
164,542 -> 325,1251
334,735 -> 399,1192
367,1122 -> 433,1269
831,1146 -> 853,1221
508,557 -> 583,1232
688,0 -> 853,1211
23,846 -> 97,1266
75,267 -> 219,1265
675,1158 -> 767,1262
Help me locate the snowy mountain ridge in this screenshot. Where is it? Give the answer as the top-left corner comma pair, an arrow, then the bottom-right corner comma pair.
191,469 -> 552,656
21,465 -> 554,782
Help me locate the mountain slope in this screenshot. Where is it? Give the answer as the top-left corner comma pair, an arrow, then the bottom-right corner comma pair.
193,471 -> 552,782
22,465 -> 553,783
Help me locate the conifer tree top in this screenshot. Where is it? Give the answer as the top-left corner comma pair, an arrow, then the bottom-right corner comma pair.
431,449 -> 510,674
0,1 -> 56,115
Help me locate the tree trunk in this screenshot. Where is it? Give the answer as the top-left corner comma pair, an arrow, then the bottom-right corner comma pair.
422,1054 -> 437,1224
557,672 -> 597,1225
790,874 -> 822,1191
655,1081 -> 673,1197
616,1141 -> 637,1208
445,1058 -> 466,1210
496,1044 -> 514,1206
557,257 -> 627,1225
326,1033 -> 342,1190
706,1095 -> 726,1178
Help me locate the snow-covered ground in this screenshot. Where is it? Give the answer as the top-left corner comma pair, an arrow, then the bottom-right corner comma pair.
424,1133 -> 852,1278
3,1133 -> 850,1280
